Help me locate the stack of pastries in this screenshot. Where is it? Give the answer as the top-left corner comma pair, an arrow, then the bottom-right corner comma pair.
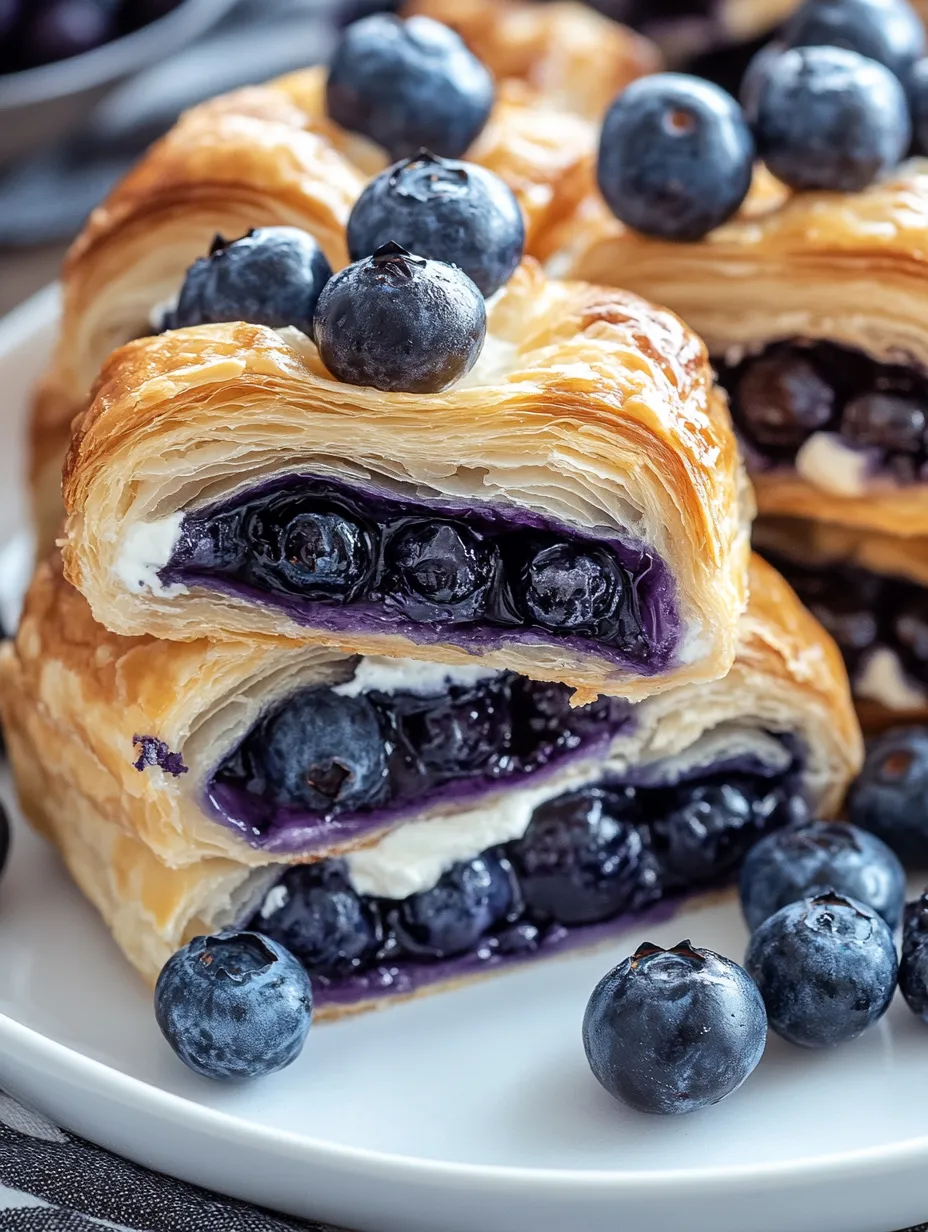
0,0 -> 864,1019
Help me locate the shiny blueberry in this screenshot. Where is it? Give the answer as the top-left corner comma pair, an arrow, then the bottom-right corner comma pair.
752,46 -> 910,193
782,0 -> 925,86
326,14 -> 493,161
900,893 -> 928,1022
250,504 -> 374,603
167,228 -> 332,336
511,789 -> 660,927
383,519 -> 497,623
347,152 -> 525,298
649,779 -> 785,888
521,543 -> 623,634
393,852 -> 515,959
583,941 -> 767,1115
396,678 -> 511,775
154,931 -> 312,1081
841,392 -> 927,453
735,351 -> 835,449
739,820 -> 905,932
848,727 -> 928,863
745,890 -> 898,1048
253,862 -> 381,977
313,243 -> 486,393
597,73 -> 754,242
260,690 -> 388,813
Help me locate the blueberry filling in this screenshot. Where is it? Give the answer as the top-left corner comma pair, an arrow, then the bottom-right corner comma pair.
210,671 -> 633,852
760,546 -> 928,696
717,340 -> 928,481
249,767 -> 803,1005
163,474 -> 679,668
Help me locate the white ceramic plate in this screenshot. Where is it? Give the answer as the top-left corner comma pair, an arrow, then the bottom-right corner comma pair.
1,289 -> 928,1232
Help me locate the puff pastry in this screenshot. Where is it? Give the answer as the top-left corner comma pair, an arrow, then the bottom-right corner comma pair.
0,554 -> 860,1014
546,160 -> 928,537
32,0 -> 656,553
756,515 -> 928,729
60,262 -> 751,699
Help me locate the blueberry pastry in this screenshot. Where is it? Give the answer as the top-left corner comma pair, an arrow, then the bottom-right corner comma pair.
60,263 -> 751,699
31,4 -> 654,553
756,515 -> 928,728
0,555 -> 861,1013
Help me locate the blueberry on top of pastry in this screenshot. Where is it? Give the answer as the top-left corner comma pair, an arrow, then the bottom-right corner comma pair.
782,0 -> 925,87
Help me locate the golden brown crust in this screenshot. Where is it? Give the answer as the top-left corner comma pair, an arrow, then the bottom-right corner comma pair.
547,160 -> 928,536
756,515 -> 928,589
59,261 -> 751,698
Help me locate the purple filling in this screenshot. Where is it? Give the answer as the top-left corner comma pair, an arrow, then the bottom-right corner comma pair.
160,473 -> 681,674
717,339 -> 928,484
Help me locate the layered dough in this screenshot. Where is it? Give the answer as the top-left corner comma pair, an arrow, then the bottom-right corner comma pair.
59,262 -> 751,698
0,554 -> 860,1005
545,161 -> 928,536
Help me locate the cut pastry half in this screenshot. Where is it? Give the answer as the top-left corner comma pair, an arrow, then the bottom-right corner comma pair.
544,161 -> 928,537
0,555 -> 861,1014
60,263 -> 752,699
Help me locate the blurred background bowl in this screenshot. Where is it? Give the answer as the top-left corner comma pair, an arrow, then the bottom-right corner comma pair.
0,0 -> 240,167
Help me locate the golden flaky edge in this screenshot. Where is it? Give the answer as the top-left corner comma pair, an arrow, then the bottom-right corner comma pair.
0,555 -> 862,1006
31,0 -> 656,553
543,161 -> 928,537
60,261 -> 752,699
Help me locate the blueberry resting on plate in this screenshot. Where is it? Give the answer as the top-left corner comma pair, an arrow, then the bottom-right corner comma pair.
781,0 -> 926,87
596,73 -> 754,242
166,227 -> 332,336
739,820 -> 905,932
260,691 -> 388,813
154,932 -> 312,1080
392,852 -> 515,959
745,890 -> 898,1048
752,46 -> 911,193
848,727 -> 928,863
347,152 -> 525,298
383,520 -> 498,623
520,543 -> 624,634
326,14 -> 494,161
583,941 -> 767,1115
255,862 -> 382,977
900,893 -> 928,1022
735,350 -> 836,449
511,788 -> 660,927
313,243 -> 486,393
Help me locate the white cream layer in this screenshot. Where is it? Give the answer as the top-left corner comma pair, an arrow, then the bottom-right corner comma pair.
113,514 -> 187,597
795,433 -> 869,497
856,647 -> 928,710
333,656 -> 500,698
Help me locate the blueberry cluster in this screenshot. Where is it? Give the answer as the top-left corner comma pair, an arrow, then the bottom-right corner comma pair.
0,0 -> 182,73
596,0 -> 927,241
251,773 -> 800,984
215,672 -> 631,827
168,478 -> 663,657
720,341 -> 928,480
762,547 -> 928,693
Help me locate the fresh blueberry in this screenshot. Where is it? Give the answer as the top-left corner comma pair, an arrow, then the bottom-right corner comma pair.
313,242 -> 486,394
752,46 -> 911,193
848,727 -> 928,863
260,690 -> 388,813
326,14 -> 494,161
253,862 -> 381,977
745,890 -> 898,1048
899,893 -> 928,1021
20,0 -> 114,67
347,152 -> 525,298
520,543 -> 624,634
841,392 -> 927,453
739,820 -> 905,932
782,0 -> 925,87
383,519 -> 497,623
735,351 -> 836,449
511,788 -> 660,927
154,931 -> 312,1081
392,852 -> 515,959
167,228 -> 332,336
597,73 -> 754,242
740,42 -> 784,123
249,502 -> 374,603
583,940 -> 767,1115
649,779 -> 786,888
